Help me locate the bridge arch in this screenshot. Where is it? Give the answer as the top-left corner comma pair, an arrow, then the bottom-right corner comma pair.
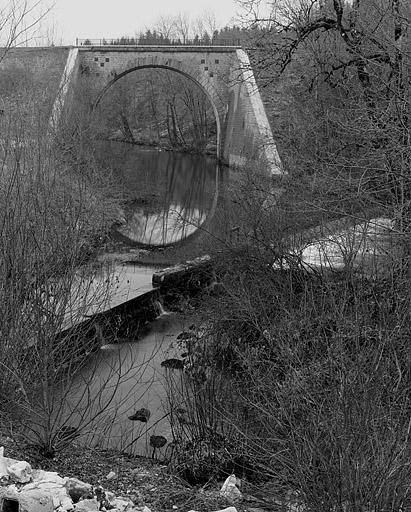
92,57 -> 225,158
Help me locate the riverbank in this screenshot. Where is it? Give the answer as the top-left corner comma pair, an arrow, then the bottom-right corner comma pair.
0,437 -> 280,512
107,136 -> 219,159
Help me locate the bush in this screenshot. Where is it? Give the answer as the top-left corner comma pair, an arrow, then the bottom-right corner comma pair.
161,142 -> 410,509
0,88 -> 128,457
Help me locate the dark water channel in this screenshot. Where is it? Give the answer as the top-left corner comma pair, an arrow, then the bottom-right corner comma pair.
97,142 -> 220,246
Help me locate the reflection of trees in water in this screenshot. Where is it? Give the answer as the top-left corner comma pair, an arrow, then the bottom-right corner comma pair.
115,148 -> 218,246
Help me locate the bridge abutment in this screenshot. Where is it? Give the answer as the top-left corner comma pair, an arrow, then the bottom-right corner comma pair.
224,50 -> 282,173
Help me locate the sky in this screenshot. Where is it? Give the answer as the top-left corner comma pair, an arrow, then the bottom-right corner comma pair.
32,0 -> 244,45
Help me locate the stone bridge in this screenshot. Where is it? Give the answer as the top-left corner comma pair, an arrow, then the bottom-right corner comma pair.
56,45 -> 283,174
0,45 -> 282,173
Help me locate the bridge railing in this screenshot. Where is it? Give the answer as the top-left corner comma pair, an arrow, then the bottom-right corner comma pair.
75,38 -> 243,47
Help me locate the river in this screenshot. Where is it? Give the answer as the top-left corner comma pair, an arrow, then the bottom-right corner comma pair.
60,144 -> 219,458
97,142 -> 221,246
62,309 -> 189,458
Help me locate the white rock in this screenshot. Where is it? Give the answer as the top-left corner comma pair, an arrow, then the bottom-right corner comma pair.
0,447 -> 8,477
38,481 -> 66,491
106,491 -> 116,503
19,482 -> 39,491
59,495 -> 75,511
219,475 -> 242,502
111,497 -> 134,511
8,460 -> 32,483
106,470 -> 116,480
18,488 -> 54,512
33,470 -> 65,483
0,446 -> 21,479
212,508 -> 238,512
74,498 -> 99,511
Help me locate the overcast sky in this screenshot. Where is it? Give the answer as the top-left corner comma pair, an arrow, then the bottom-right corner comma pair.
35,0 -> 245,45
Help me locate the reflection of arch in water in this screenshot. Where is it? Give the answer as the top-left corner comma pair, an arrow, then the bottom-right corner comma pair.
117,164 -> 220,247
93,63 -> 223,158
116,161 -> 220,247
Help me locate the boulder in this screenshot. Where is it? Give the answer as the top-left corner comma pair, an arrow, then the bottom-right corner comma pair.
110,497 -> 134,511
73,498 -> 99,511
65,477 -> 93,502
0,487 -> 54,512
0,447 -> 9,478
7,460 -> 32,483
32,470 -> 64,483
220,475 -> 242,503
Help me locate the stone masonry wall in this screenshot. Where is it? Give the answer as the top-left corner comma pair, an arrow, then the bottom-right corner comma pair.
224,50 -> 283,174
1,46 -> 283,174
77,47 -> 234,160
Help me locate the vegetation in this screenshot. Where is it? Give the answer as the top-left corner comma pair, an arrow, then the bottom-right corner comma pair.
1,1 -> 411,511
93,68 -> 217,154
78,17 -> 252,47
0,22 -> 153,457
163,1 -> 411,510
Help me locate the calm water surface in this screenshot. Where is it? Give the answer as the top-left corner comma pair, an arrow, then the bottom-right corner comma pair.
97,142 -> 219,246
63,312 -> 187,457
61,144 -> 220,456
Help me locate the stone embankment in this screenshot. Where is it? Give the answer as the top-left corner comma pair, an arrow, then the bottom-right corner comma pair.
0,448 -> 244,512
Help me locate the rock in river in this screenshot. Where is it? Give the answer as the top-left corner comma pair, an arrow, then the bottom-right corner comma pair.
160,358 -> 185,370
128,408 -> 151,422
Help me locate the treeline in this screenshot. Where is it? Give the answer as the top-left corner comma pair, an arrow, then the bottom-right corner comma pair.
79,25 -> 252,47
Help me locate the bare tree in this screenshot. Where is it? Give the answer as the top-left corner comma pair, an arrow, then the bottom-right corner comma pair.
153,14 -> 176,41
202,9 -> 219,41
174,12 -> 191,44
0,0 -> 52,60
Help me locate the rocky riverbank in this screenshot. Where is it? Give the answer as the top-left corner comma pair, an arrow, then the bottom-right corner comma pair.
0,440 -> 281,512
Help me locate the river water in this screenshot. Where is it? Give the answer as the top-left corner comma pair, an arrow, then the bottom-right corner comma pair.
62,144 -> 219,457
97,142 -> 220,246
63,310 -> 188,458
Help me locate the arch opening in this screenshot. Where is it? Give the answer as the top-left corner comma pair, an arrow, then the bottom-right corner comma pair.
93,64 -> 222,159
91,66 -> 222,247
